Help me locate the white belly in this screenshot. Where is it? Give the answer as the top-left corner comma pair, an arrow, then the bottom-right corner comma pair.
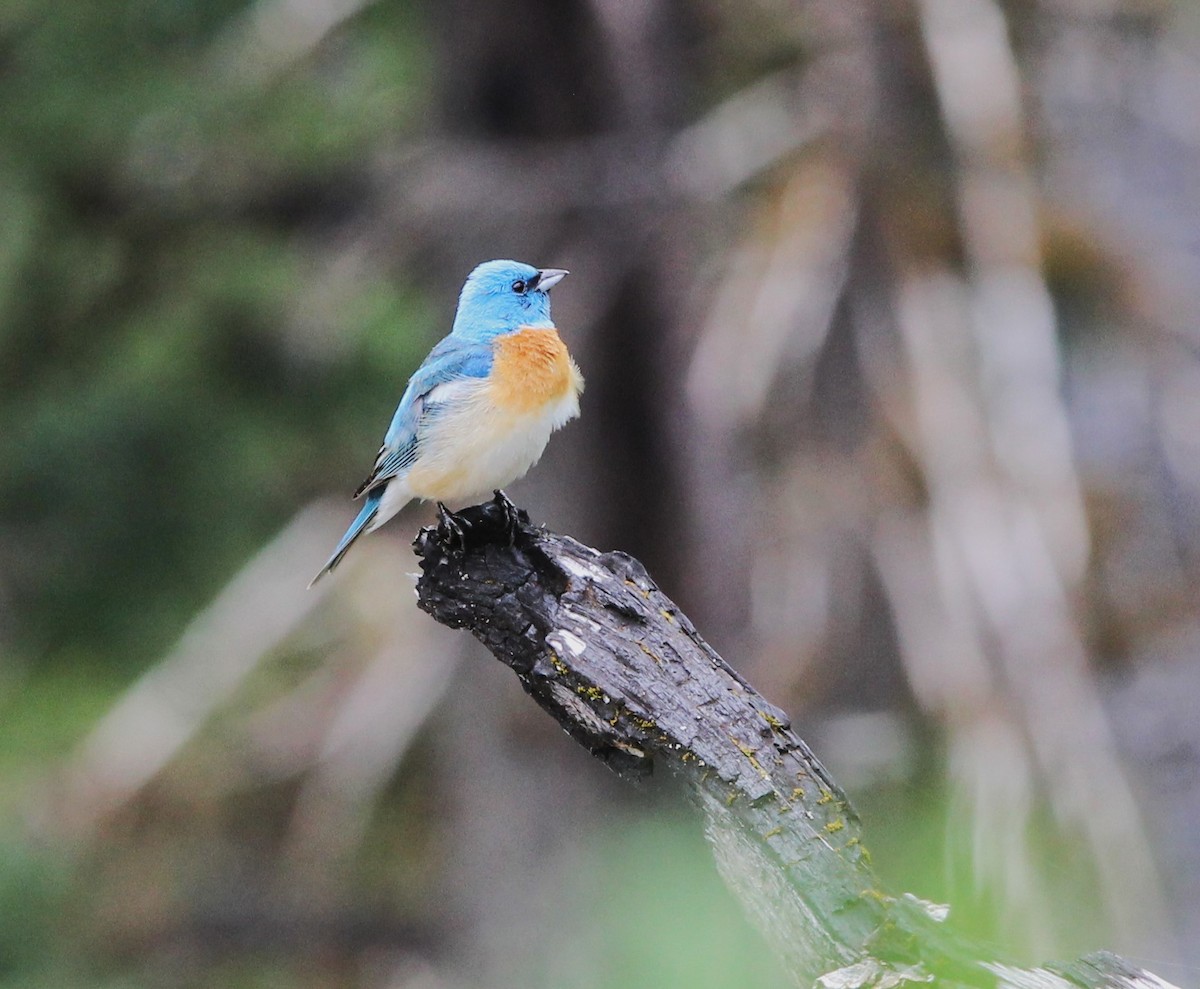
402,385 -> 580,504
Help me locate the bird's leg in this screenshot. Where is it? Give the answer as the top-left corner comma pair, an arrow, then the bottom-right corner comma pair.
436,501 -> 471,550
493,489 -> 522,543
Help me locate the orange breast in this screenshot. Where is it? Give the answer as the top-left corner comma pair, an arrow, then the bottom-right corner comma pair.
489,327 -> 581,413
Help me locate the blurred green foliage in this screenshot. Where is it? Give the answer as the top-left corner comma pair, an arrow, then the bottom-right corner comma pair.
516,813 -> 791,989
0,0 -> 432,670
0,7 -> 437,974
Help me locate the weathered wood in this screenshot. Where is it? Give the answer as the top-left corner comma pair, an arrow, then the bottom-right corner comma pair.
413,495 -> 1179,989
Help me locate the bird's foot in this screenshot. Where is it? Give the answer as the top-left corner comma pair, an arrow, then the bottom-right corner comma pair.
492,489 -> 524,544
436,501 -> 472,550
431,494 -> 529,552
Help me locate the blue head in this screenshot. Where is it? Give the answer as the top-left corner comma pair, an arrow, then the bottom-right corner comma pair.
451,259 -> 568,339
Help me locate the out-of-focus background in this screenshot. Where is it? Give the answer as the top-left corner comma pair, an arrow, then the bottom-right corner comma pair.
3,0 -> 1200,986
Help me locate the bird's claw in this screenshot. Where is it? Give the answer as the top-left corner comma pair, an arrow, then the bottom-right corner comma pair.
434,494 -> 526,551
436,501 -> 471,550
492,489 -> 523,544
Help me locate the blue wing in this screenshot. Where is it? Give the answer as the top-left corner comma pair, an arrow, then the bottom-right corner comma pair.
352,335 -> 494,499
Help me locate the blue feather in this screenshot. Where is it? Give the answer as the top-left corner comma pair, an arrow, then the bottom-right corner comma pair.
309,487 -> 384,586
354,339 -> 495,499
381,338 -> 494,449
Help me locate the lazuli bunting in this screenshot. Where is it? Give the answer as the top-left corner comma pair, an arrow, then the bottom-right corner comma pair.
311,259 -> 583,585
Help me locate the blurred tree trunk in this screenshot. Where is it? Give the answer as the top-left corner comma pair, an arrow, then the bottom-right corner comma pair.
414,0 -> 704,976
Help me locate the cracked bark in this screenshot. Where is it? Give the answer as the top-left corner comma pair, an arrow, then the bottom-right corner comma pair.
413,496 -> 1178,989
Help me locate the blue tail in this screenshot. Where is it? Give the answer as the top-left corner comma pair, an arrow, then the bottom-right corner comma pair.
309,488 -> 384,587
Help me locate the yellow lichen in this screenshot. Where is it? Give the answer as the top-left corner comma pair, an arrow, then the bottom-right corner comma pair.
846,837 -> 872,864
732,738 -> 770,779
624,578 -> 652,598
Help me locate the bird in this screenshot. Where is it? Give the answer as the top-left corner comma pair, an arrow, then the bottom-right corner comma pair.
310,259 -> 583,585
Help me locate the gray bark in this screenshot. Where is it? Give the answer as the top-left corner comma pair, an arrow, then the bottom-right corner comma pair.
413,495 -> 1179,989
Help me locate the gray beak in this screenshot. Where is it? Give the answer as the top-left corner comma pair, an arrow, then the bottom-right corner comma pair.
536,268 -> 569,292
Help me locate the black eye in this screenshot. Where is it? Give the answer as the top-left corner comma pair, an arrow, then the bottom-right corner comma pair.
512,280 -> 527,294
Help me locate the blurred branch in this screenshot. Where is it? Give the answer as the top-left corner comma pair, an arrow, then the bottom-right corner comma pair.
62,501 -> 456,850
209,0 -> 382,86
686,154 -> 857,428
667,70 -> 831,198
412,495 -> 1179,989
369,71 -> 828,218
134,68 -> 832,235
65,504 -> 347,826
908,0 -> 1171,952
